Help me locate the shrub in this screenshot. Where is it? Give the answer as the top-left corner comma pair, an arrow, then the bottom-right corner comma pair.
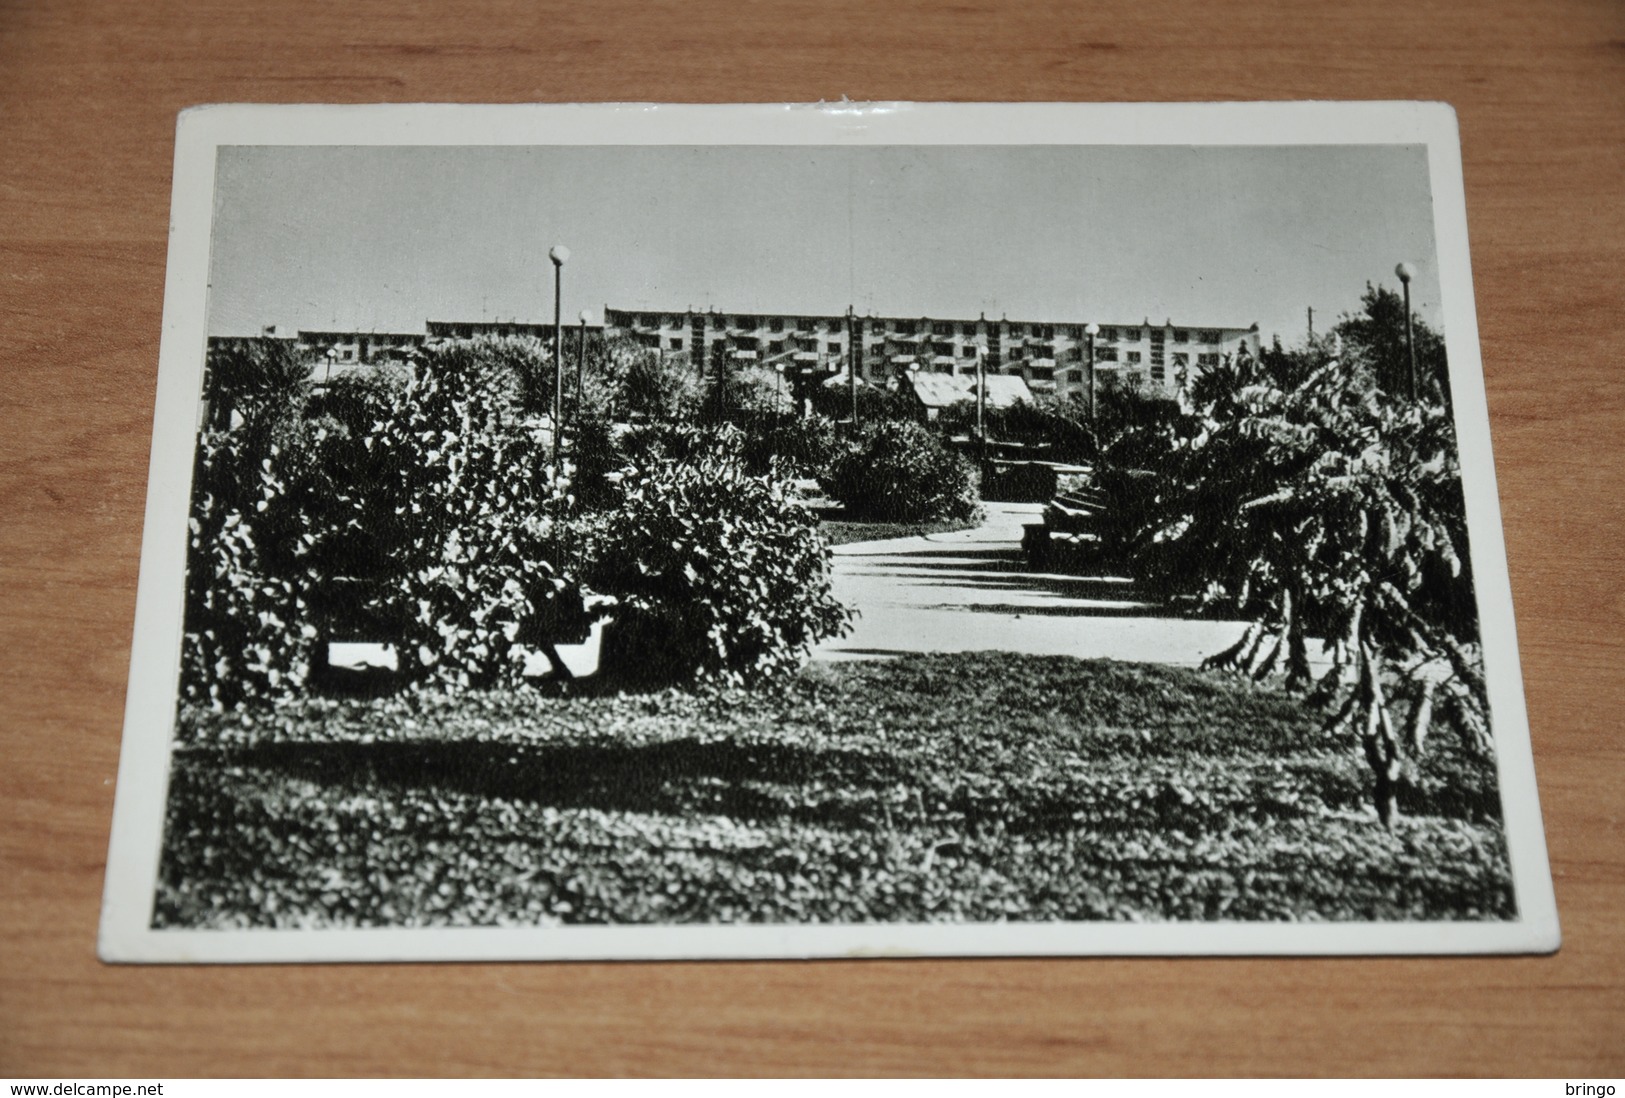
623,345 -> 703,421
296,346 -> 587,691
305,366 -> 408,435
809,378 -> 910,423
569,415 -> 628,513
823,419 -> 982,524
586,434 -> 853,685
180,341 -> 592,706
737,412 -> 844,480
980,461 -> 1058,504
179,428 -> 319,708
201,338 -> 310,430
938,396 -> 1097,466
1103,307 -> 1482,826
715,364 -> 795,420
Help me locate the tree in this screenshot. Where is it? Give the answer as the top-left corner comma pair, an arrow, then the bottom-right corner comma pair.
620,343 -> 702,422
201,337 -> 310,430
303,340 -> 586,689
1333,283 -> 1451,405
808,373 -> 907,424
1107,307 -> 1484,826
718,363 -> 795,420
936,393 -> 1098,464
454,334 -> 546,419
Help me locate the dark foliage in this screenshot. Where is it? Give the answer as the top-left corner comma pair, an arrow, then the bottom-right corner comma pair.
937,396 -> 1097,465
808,378 -> 911,424
735,412 -> 844,480
623,347 -> 703,422
201,338 -> 311,430
980,461 -> 1059,504
180,339 -> 587,705
822,419 -> 982,524
179,426 -> 321,708
1334,283 -> 1451,404
584,429 -> 853,685
1099,291 -> 1484,825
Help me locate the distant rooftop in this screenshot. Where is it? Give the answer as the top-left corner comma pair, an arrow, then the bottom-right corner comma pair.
909,372 -> 1033,409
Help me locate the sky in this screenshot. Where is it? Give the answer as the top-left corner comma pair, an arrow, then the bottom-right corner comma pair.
205,143 -> 1443,349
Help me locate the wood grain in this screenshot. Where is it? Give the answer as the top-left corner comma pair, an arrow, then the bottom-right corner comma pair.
2,0 -> 1621,1077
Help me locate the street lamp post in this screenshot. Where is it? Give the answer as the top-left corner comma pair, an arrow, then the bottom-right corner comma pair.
324,347 -> 337,384
975,345 -> 987,466
1395,262 -> 1417,401
576,308 -> 589,418
846,306 -> 858,427
1084,322 -> 1100,422
549,245 -> 570,464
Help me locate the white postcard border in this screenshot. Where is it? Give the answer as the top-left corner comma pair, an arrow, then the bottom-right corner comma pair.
100,101 -> 1559,963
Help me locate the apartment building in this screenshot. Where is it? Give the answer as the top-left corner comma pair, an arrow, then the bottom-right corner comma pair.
294,328 -> 427,365
601,307 -> 1261,399
209,309 -> 1261,401
207,319 -> 602,368
424,319 -> 555,342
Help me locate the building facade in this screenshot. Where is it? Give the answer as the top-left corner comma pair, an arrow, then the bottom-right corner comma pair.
294,328 -> 427,366
209,310 -> 1262,401
208,319 -> 599,368
601,307 -> 1261,400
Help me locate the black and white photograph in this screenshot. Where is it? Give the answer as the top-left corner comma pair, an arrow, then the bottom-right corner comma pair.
99,102 -> 1557,962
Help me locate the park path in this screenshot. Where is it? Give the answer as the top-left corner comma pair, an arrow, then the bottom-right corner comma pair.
811,501 -> 1252,666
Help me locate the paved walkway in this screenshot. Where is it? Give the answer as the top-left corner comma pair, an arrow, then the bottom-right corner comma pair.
812,502 -> 1253,666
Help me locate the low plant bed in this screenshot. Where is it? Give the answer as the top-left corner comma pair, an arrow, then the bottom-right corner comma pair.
820,516 -> 983,547
154,652 -> 1514,929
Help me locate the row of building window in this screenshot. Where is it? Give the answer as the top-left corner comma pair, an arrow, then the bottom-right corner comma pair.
1095,350 -> 1222,367
667,335 -> 1232,371
664,340 -> 1232,361
616,310 -> 1229,346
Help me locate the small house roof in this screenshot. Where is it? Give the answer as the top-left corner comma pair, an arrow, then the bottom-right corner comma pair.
907,373 -> 1033,409
981,374 -> 1035,408
907,373 -> 965,408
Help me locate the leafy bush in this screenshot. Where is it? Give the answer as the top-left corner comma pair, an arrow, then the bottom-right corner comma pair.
822,419 -> 982,523
304,365 -> 409,433
295,344 -> 587,691
737,412 -> 844,480
179,428 -> 319,708
585,432 -> 853,685
1102,296 -> 1482,826
714,364 -> 795,420
809,377 -> 909,423
201,337 -> 310,430
980,460 -> 1058,503
455,335 -> 539,417
938,396 -> 1098,466
181,338 -> 867,704
568,415 -> 627,513
180,340 -> 591,706
623,345 -> 703,421
573,417 -> 770,513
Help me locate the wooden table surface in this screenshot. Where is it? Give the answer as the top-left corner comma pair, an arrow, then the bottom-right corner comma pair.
3,0 -> 1622,1078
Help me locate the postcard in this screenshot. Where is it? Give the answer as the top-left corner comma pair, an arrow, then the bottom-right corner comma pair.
99,101 -> 1558,962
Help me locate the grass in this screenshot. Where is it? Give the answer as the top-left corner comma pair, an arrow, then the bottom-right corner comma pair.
820,517 -> 983,547
154,652 -> 1515,929
806,491 -> 984,547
